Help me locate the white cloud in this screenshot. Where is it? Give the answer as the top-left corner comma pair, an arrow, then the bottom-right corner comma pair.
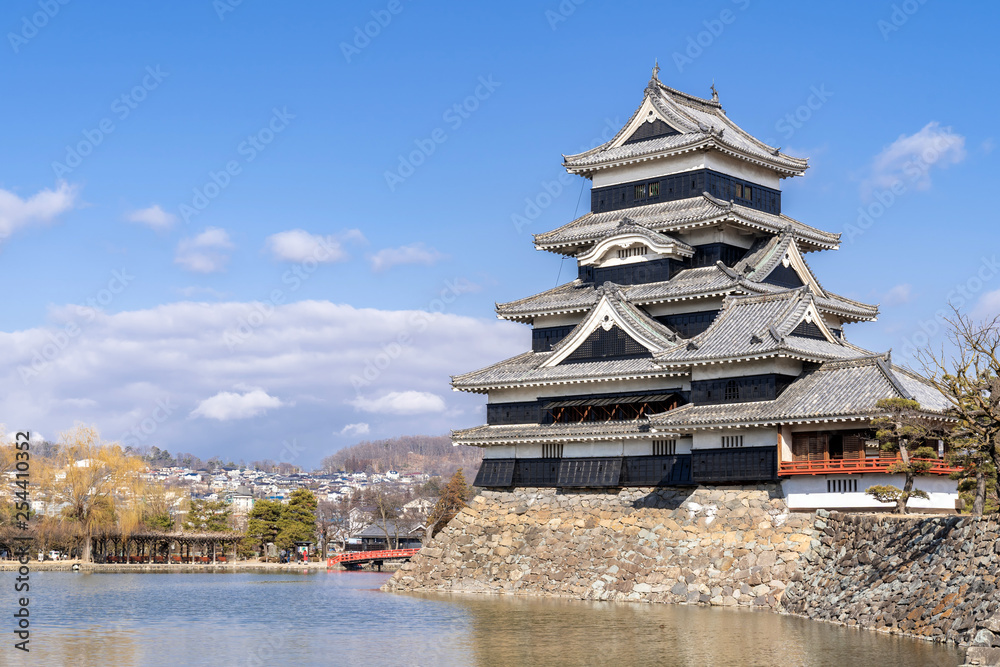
265,229 -> 361,263
191,388 -> 286,421
972,288 -> 1000,320
125,204 -> 176,230
175,227 -> 234,273
349,391 -> 447,415
881,283 -> 913,307
0,300 -> 524,465
340,422 -> 370,436
862,122 -> 966,198
0,181 -> 79,241
369,243 -> 446,272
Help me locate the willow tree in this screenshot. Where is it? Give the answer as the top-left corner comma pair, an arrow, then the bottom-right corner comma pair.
919,310 -> 1000,515
44,426 -> 152,561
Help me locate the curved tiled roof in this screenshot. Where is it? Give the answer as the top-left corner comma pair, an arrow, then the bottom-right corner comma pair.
450,351 -> 685,394
652,289 -> 868,368
495,264 -> 878,323
649,355 -> 949,429
564,79 -> 808,177
582,216 -> 695,256
452,420 -> 653,446
533,194 -> 840,254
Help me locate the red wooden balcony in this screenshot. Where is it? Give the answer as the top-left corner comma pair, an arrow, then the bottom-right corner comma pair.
778,457 -> 962,476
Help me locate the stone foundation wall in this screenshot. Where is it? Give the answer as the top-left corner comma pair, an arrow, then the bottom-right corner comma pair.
385,486 -> 817,609
782,512 -> 1000,650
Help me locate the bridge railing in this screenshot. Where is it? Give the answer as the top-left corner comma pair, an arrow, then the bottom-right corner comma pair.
327,548 -> 420,567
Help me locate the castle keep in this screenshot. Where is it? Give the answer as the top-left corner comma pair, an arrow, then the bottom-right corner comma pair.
454,70 -> 957,511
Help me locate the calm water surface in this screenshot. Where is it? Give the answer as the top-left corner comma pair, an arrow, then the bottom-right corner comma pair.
0,571 -> 963,666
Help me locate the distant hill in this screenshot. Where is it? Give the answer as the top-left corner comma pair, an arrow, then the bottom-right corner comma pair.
322,435 -> 482,479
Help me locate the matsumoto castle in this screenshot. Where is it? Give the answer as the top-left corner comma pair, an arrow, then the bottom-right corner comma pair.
456,68 -> 959,512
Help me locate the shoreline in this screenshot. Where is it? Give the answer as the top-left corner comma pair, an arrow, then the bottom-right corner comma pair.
0,560 -> 400,573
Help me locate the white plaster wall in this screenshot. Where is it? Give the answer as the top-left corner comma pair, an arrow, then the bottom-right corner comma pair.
592,152 -> 706,188
481,445 -> 515,459
783,475 -> 958,512
679,226 -> 756,249
562,442 -> 629,458
623,441 -> 652,456
643,298 -> 726,318
488,377 -> 690,403
671,436 -> 694,453
508,437 -> 696,459
691,358 -> 803,381
704,152 -> 782,189
531,313 -> 585,328
514,443 -> 543,458
591,151 -> 781,189
692,427 -> 776,450
593,248 -> 680,268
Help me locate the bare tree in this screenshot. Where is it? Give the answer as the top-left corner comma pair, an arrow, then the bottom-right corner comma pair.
919,310 -> 1000,515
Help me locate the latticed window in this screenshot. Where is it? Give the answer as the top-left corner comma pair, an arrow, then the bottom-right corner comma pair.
617,246 -> 648,260
648,182 -> 660,197
724,380 -> 739,401
653,439 -> 676,456
634,184 -> 646,200
722,435 -> 744,448
542,443 -> 563,458
826,479 -> 858,493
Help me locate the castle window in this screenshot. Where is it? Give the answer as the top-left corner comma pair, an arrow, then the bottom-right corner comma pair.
724,380 -> 738,401
617,246 -> 648,260
542,443 -> 563,458
722,435 -> 744,448
648,182 -> 660,197
634,184 -> 646,200
744,185 -> 752,200
826,479 -> 858,493
653,439 -> 676,456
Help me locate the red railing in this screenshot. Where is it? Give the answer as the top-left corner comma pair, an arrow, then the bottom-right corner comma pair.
779,457 -> 961,476
326,548 -> 420,567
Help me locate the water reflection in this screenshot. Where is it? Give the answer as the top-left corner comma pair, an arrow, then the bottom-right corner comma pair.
433,593 -> 963,667
1,571 -> 962,667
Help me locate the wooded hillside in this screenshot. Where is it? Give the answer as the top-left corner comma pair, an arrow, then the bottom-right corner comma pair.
322,435 -> 482,478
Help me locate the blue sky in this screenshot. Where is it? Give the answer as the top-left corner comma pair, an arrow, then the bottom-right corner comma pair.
1,1 -> 997,467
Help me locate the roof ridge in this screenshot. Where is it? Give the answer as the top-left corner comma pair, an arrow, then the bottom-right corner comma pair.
652,80 -> 722,110
875,356 -> 916,401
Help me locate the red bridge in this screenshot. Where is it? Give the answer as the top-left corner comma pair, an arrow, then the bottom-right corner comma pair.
326,548 -> 420,569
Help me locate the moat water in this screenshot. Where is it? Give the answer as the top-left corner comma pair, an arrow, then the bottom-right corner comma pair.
0,570 -> 964,666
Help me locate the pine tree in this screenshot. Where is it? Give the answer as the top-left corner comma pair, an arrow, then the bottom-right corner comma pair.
276,489 -> 317,551
427,468 -> 471,538
245,499 -> 283,561
865,398 -> 941,514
